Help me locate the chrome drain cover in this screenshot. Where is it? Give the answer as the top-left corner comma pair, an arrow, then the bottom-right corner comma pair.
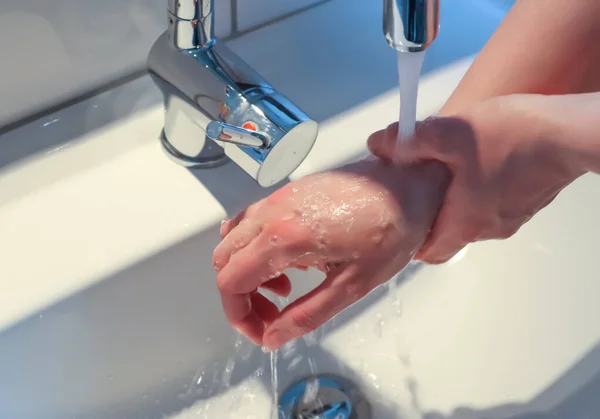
278,375 -> 370,419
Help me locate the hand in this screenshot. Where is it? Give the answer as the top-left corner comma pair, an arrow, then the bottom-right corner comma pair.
213,158 -> 448,350
368,95 -> 586,264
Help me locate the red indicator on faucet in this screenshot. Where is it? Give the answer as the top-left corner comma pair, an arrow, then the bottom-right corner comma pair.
242,121 -> 258,131
220,103 -> 229,119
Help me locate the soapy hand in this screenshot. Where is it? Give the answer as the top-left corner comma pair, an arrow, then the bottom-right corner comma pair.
368,95 -> 586,264
213,158 -> 448,350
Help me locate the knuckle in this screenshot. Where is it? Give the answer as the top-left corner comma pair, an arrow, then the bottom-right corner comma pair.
424,257 -> 450,265
290,307 -> 320,334
462,216 -> 490,242
216,272 -> 237,295
497,224 -> 521,240
346,281 -> 370,301
265,219 -> 313,248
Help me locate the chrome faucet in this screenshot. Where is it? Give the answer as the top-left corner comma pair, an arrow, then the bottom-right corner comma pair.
147,0 -> 319,187
147,0 -> 440,187
384,0 -> 440,52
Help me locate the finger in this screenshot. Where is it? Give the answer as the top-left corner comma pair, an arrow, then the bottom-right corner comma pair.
213,220 -> 262,272
415,245 -> 461,265
398,117 -> 476,166
260,274 -> 292,297
220,293 -> 265,345
368,120 -> 448,166
220,207 -> 250,239
367,122 -> 398,161
251,292 -> 281,325
416,209 -> 470,265
216,223 -> 310,295
262,265 -> 367,350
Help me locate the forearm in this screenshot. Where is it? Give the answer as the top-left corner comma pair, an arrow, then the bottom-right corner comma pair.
528,92 -> 600,175
441,0 -> 600,114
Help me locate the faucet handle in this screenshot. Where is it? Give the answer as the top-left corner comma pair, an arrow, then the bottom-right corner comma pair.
206,121 -> 269,148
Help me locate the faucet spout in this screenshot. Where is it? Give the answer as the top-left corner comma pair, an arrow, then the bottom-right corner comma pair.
168,0 -> 215,49
384,0 -> 440,52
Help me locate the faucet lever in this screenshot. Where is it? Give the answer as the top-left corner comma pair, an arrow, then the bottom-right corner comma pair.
206,121 -> 270,148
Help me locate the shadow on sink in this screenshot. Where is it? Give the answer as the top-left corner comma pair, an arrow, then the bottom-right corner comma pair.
0,193 -> 423,419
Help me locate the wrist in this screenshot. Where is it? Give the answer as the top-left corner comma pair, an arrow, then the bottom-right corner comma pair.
524,94 -> 597,177
499,94 -> 589,180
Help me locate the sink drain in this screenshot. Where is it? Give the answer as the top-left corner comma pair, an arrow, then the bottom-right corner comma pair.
278,375 -> 370,419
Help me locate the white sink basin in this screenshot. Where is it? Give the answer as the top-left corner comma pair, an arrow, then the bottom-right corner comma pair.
2,0 -> 600,418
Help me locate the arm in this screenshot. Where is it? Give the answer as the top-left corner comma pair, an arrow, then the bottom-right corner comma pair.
441,0 -> 600,114
534,92 -> 600,175
367,91 -> 600,264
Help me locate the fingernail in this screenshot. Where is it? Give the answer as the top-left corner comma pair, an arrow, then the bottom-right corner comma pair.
261,346 -> 273,353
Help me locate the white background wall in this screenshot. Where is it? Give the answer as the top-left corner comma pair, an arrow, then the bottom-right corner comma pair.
0,0 -> 323,130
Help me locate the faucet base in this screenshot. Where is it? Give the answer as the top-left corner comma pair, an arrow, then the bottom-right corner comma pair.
160,132 -> 230,169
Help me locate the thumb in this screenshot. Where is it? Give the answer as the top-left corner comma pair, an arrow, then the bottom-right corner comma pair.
367,122 -> 399,162
403,116 -> 477,165
368,118 -> 446,164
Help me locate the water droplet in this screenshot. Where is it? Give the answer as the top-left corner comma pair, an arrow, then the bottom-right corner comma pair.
368,373 -> 380,389
303,331 -> 318,346
280,341 -> 297,359
392,296 -> 403,317
308,357 -> 318,375
287,356 -> 303,372
269,235 -> 280,245
374,314 -> 384,337
222,359 -> 235,387
352,251 -> 361,260
371,232 -> 384,244
254,367 -> 265,378
42,118 -> 60,127
38,314 -> 43,319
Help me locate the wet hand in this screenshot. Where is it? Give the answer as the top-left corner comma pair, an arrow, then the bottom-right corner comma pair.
213,158 -> 448,350
368,95 -> 586,264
